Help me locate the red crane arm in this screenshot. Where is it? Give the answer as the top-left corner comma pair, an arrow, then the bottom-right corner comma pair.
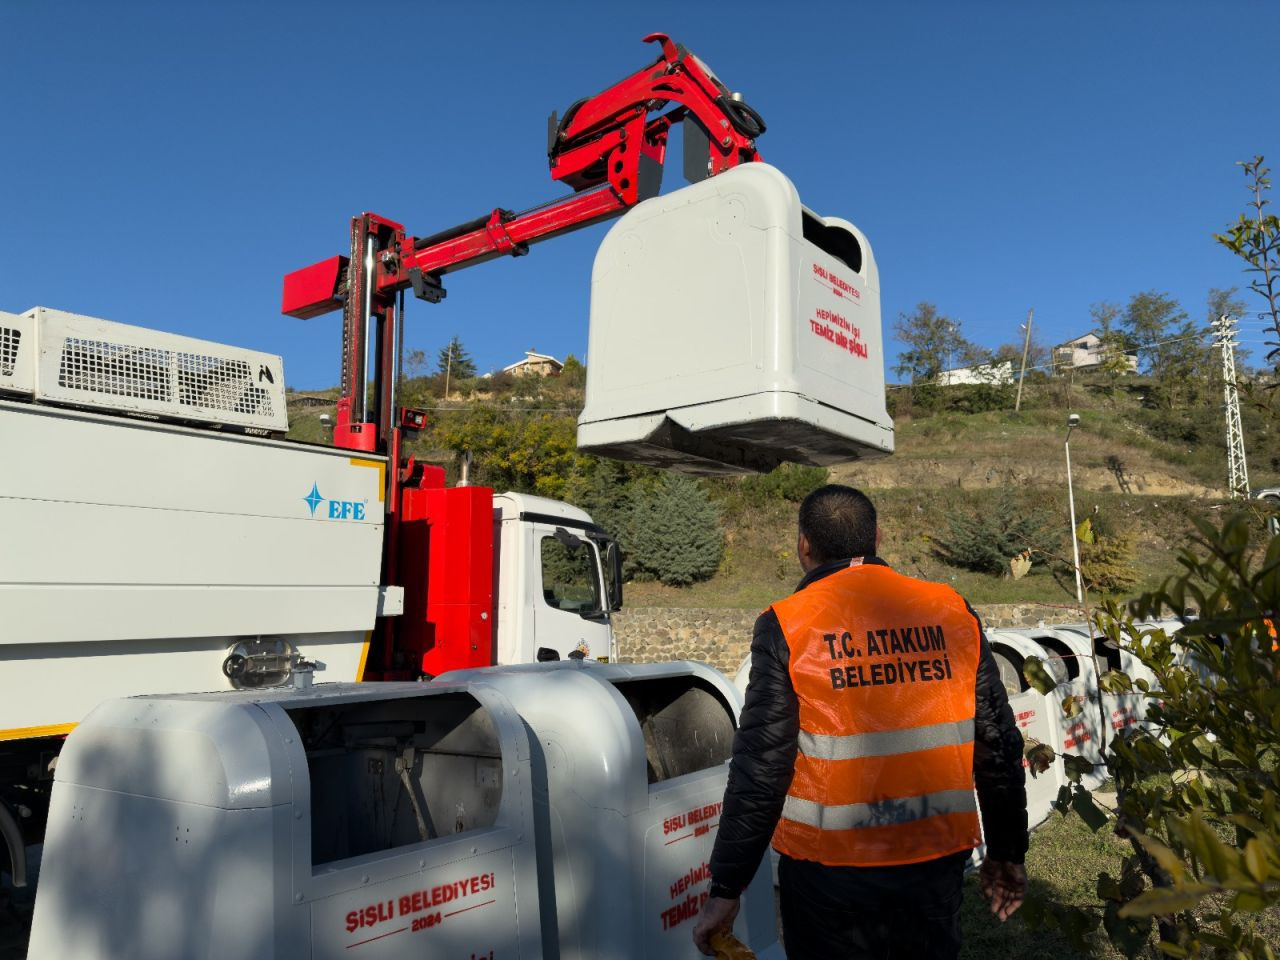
388,35 -> 765,283
276,33 -> 764,681
278,31 -> 764,463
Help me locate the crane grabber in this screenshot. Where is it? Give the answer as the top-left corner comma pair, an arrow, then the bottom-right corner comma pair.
281,32 -> 766,504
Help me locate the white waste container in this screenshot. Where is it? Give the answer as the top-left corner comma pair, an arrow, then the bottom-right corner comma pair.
987,631 -> 1070,829
1029,628 -> 1109,789
1058,622 -> 1165,739
29,682 -> 543,960
578,163 -> 893,475
441,660 -> 783,959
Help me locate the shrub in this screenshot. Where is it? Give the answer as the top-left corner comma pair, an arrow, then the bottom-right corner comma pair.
933,489 -> 1061,575
560,354 -> 586,389
1023,512 -> 1280,957
1076,517 -> 1140,594
739,463 -> 830,505
429,408 -> 579,500
886,381 -> 1013,419
625,474 -> 724,586
944,382 -> 1015,414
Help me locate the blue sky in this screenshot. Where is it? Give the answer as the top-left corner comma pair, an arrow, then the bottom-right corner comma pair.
3,1 -> 1277,388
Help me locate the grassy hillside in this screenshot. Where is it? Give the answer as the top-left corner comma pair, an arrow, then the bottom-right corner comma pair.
285,370 -> 1279,610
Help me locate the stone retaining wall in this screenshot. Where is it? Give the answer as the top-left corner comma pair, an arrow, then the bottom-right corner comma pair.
612,608 -> 760,676
612,602 -> 1088,674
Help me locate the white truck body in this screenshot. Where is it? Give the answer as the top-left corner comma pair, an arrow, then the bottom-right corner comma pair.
0,397 -> 617,738
0,396 -> 385,735
0,308 -> 617,888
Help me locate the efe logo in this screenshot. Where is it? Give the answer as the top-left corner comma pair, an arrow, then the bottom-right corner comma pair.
302,482 -> 367,521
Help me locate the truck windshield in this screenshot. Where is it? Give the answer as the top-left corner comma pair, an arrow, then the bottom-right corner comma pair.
540,535 -> 602,615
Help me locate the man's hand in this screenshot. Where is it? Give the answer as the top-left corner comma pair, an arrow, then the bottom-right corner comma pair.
979,859 -> 1027,922
692,896 -> 740,955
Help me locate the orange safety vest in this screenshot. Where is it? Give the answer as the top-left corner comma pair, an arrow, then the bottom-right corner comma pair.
770,563 -> 983,867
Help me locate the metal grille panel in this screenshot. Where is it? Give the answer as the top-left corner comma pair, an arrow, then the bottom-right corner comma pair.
28,306 -> 288,432
0,310 -> 35,395
58,337 -> 173,401
176,352 -> 275,418
1,326 -> 20,378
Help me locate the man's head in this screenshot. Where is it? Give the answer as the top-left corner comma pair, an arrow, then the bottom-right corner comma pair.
796,484 -> 879,571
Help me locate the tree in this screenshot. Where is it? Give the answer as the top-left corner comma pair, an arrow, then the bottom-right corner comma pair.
1207,287 -> 1253,377
1215,156 -> 1280,376
1021,513 -> 1280,957
932,489 -> 1061,576
625,474 -> 724,586
992,339 -> 1048,372
561,457 -> 661,582
991,342 -> 1022,366
561,353 -> 586,389
1075,514 -> 1139,595
437,335 -> 477,395
1015,175 -> 1280,956
1122,292 -> 1205,407
1090,302 -> 1135,394
892,303 -> 977,383
430,407 -> 579,499
1208,286 -> 1248,329
405,349 -> 431,377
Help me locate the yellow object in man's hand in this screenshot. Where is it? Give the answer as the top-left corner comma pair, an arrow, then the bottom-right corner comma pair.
710,928 -> 756,959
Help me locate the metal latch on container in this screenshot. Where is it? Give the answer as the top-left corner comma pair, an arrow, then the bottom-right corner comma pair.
222,636 -> 314,689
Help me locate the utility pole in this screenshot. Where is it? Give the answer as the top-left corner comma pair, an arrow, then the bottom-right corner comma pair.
1015,308 -> 1033,412
443,341 -> 454,400
1065,414 -> 1084,606
1213,314 -> 1250,499
945,321 -> 957,382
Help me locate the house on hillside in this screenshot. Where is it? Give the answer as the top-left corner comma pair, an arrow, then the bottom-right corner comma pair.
1053,332 -> 1138,373
935,360 -> 1014,386
502,349 -> 563,377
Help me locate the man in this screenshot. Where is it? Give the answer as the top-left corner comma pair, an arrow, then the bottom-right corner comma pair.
693,485 -> 1028,959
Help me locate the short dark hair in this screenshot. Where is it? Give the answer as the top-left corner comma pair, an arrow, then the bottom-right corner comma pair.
798,484 -> 877,563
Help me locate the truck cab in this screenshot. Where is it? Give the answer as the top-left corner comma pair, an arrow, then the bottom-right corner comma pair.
493,492 -> 622,666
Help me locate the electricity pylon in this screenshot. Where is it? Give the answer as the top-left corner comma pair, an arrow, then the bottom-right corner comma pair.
1212,314 -> 1250,499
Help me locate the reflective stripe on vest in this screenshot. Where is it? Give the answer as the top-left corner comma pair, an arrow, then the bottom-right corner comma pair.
770,563 -> 983,868
781,788 -> 978,831
798,718 -> 974,762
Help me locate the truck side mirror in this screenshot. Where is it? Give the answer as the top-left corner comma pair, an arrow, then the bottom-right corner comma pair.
605,541 -> 624,612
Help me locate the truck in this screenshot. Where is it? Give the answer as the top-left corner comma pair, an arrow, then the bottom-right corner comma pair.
2,32 -> 893,952
0,304 -> 624,891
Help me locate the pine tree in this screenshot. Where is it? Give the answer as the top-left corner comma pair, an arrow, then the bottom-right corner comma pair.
437,336 -> 477,382
934,489 -> 1061,576
625,474 -> 724,586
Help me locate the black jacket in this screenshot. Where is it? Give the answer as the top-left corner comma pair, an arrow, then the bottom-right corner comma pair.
708,557 -> 1029,897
